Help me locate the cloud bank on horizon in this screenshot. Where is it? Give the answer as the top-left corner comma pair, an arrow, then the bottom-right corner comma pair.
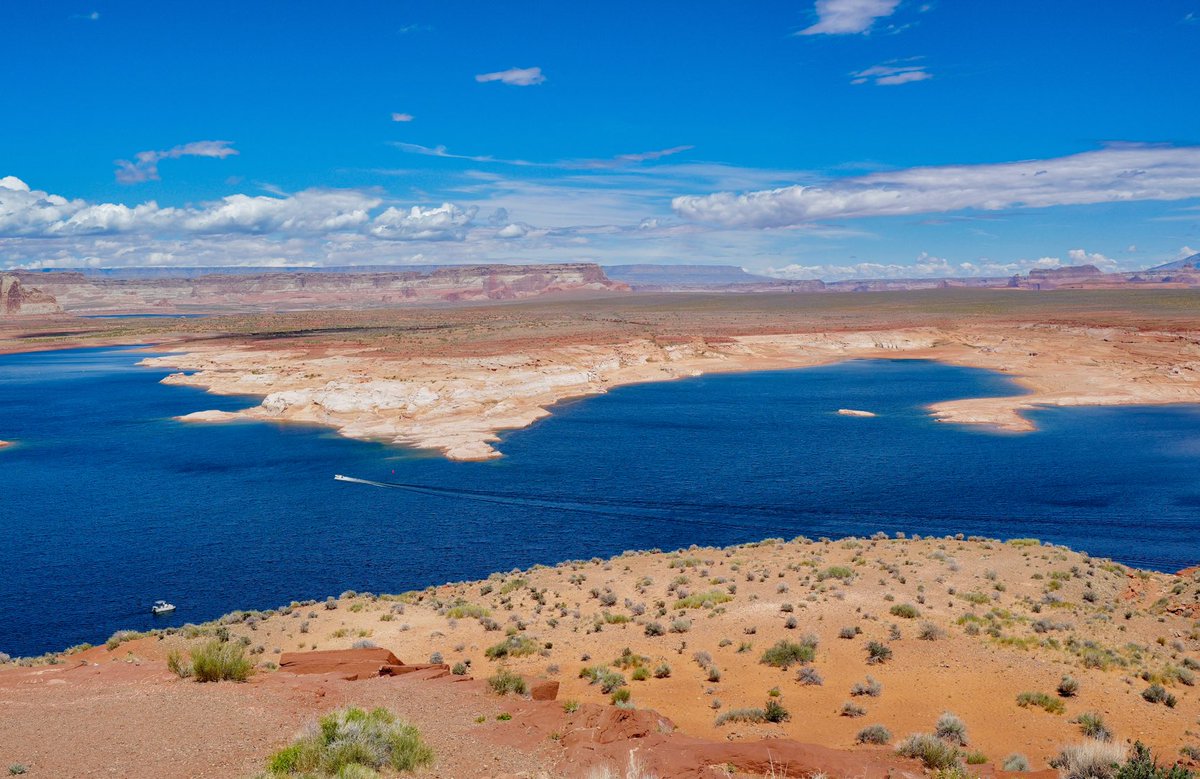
1,1 -> 1198,279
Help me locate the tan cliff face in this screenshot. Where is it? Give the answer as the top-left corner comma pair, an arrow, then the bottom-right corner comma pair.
0,275 -> 62,317
143,323 -> 1200,461
11,263 -> 629,314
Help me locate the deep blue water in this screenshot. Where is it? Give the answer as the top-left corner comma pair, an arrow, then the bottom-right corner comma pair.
2,346 -> 1199,658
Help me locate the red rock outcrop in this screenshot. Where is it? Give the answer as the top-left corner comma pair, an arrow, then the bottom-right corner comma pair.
0,275 -> 62,316
277,648 -> 448,680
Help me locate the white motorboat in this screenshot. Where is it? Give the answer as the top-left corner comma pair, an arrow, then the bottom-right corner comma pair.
151,600 -> 176,615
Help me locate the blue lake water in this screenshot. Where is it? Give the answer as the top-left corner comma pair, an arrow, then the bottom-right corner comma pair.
1,346 -> 1198,658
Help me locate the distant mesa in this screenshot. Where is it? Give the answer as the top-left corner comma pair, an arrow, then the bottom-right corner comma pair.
5,253 -> 1200,317
837,408 -> 876,417
7,263 -> 627,316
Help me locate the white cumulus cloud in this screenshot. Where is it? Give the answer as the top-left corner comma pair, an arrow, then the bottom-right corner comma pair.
391,112 -> 414,122
673,144 -> 1200,228
475,67 -> 545,86
799,0 -> 901,35
369,203 -> 478,241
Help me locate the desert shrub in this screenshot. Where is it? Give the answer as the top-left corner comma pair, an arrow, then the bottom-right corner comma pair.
1115,742 -> 1195,779
918,623 -> 945,641
898,733 -> 962,770
760,637 -> 817,668
890,603 -> 920,619
670,618 -> 692,634
839,626 -> 859,639
611,687 -> 631,705
797,666 -> 823,686
1059,675 -> 1081,697
487,668 -> 527,696
191,640 -> 252,682
841,702 -> 866,718
446,603 -> 489,620
716,707 -> 767,726
850,676 -> 882,697
451,662 -> 467,676
1075,712 -> 1112,742
1003,754 -> 1030,772
674,590 -> 732,609
631,667 -> 649,681
1017,691 -> 1066,715
484,635 -> 538,660
706,666 -> 721,683
1050,741 -> 1126,779
866,641 -> 892,664
653,662 -> 671,679
263,706 -> 432,776
166,649 -> 193,678
965,752 -> 988,765
818,566 -> 855,582
857,724 -> 892,744
763,699 -> 790,723
935,712 -> 968,745
1141,684 -> 1177,707
643,622 -> 665,637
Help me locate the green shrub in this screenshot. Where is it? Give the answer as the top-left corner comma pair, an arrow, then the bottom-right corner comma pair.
1058,675 -> 1080,697
263,706 -> 432,776
1050,741 -> 1126,779
1075,712 -> 1112,742
856,724 -> 892,744
935,712 -> 968,745
897,733 -> 961,769
1115,741 -> 1195,779
653,662 -> 671,679
1141,684 -> 1177,707
631,666 -> 649,681
866,641 -> 892,664
674,590 -> 733,609
611,687 -> 631,705
715,707 -> 767,726
1017,691 -> 1065,715
966,752 -> 988,765
1003,754 -> 1030,772
451,662 -> 467,676
763,699 -> 790,723
484,635 -> 538,660
445,603 -> 489,619
166,649 -> 192,678
760,637 -> 817,668
817,566 -> 855,582
890,603 -> 920,619
487,668 -> 527,696
191,640 -> 252,682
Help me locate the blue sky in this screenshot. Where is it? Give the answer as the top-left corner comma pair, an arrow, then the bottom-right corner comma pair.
3,1 -> 1199,278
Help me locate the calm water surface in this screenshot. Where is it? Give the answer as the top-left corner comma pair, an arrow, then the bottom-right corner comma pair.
1,346 -> 1198,657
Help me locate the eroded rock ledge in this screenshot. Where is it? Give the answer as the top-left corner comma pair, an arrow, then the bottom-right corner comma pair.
141,324 -> 1200,460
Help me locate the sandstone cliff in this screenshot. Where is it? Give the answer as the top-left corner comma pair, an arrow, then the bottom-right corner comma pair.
0,275 -> 62,316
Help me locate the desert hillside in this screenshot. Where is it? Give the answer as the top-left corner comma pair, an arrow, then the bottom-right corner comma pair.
3,535 -> 1198,778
